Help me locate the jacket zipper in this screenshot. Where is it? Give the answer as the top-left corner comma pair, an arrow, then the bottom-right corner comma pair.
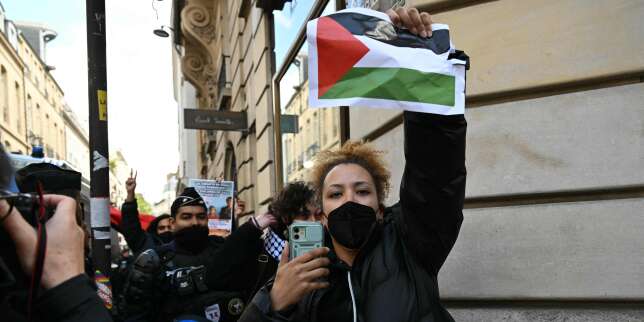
347,271 -> 357,322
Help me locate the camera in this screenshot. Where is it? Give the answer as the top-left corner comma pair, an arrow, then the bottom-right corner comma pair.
1,191 -> 54,227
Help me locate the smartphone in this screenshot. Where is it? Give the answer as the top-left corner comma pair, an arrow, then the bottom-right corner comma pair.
288,221 -> 324,260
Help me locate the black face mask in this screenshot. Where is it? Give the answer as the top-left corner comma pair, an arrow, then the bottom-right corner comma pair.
157,231 -> 174,244
173,225 -> 209,253
327,201 -> 377,250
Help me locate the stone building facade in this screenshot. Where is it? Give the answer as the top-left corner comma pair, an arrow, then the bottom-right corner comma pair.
172,0 -> 283,220
0,4 -> 29,154
172,0 -> 644,320
0,2 -> 83,163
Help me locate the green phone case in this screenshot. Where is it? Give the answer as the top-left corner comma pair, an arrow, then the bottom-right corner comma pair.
288,221 -> 324,260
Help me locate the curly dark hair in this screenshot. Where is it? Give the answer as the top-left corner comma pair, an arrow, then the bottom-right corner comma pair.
310,141 -> 390,205
269,181 -> 316,226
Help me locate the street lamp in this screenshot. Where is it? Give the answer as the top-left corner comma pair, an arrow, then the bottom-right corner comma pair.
153,25 -> 174,38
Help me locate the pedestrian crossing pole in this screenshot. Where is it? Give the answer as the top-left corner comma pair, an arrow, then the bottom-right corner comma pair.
86,0 -> 111,282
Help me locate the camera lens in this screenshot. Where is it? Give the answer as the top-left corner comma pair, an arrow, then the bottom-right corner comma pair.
293,227 -> 300,233
293,234 -> 300,240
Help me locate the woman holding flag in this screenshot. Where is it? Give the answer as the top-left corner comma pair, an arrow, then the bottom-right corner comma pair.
240,7 -> 467,322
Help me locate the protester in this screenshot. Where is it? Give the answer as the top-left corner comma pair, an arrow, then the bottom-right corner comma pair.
264,181 -> 321,261
238,8 -> 466,322
147,213 -> 173,243
268,181 -> 321,240
121,187 -> 276,322
120,170 -> 173,255
0,144 -> 112,322
251,181 -> 321,297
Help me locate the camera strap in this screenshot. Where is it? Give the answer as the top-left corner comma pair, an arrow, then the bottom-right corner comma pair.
0,200 -> 14,224
27,182 -> 48,321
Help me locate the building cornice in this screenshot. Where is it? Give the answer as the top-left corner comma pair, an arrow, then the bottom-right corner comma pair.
17,35 -> 65,96
0,26 -> 25,70
179,0 -> 222,108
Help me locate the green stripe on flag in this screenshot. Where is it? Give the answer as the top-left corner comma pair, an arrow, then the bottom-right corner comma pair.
321,67 -> 455,106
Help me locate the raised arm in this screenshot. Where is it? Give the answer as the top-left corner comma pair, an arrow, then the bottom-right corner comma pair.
120,171 -> 148,254
204,211 -> 276,290
398,111 -> 466,275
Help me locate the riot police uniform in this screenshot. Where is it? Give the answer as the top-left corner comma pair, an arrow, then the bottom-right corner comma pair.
121,220 -> 264,322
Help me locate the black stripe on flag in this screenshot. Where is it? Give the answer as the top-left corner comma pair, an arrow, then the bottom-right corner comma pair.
327,12 -> 451,55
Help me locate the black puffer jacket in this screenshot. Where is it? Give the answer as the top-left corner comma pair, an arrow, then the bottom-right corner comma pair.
1,274 -> 112,322
239,111 -> 467,322
120,200 -> 164,256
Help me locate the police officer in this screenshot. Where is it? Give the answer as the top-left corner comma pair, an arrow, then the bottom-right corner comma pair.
121,187 -> 275,322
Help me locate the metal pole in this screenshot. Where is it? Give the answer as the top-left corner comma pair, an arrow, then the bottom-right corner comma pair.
86,0 -> 111,279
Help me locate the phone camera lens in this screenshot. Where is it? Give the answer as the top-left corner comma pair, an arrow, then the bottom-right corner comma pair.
294,234 -> 300,240
293,227 -> 300,233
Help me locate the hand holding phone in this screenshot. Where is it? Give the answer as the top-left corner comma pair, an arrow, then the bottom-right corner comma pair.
270,241 -> 330,311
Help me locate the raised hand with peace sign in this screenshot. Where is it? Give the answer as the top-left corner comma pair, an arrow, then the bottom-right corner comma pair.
125,169 -> 137,202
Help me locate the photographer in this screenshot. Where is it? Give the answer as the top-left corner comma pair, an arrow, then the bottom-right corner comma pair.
250,181 -> 322,297
0,144 -> 112,322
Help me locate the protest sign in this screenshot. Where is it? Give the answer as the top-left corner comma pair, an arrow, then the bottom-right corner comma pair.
188,179 -> 235,236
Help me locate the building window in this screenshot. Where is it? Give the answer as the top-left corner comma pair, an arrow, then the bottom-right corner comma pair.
45,114 -> 50,144
272,1 -> 316,72
54,123 -> 58,149
60,129 -> 64,156
15,82 -> 22,132
26,95 -> 32,137
36,103 -> 42,138
275,0 -> 341,185
1,66 -> 8,122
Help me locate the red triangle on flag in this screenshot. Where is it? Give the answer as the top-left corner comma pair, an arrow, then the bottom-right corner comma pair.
316,16 -> 369,98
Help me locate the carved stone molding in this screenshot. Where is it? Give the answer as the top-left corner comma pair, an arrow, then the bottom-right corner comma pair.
182,3 -> 217,46
181,47 -> 217,108
180,0 -> 221,108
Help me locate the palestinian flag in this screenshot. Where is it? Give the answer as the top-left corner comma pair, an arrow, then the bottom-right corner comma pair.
307,8 -> 468,115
